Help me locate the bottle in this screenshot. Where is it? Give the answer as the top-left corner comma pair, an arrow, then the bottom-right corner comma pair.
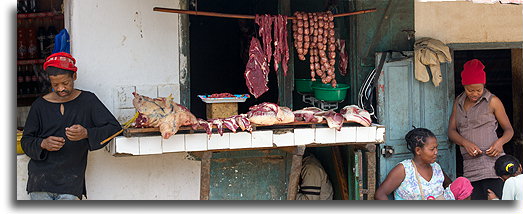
47,25 -> 58,54
17,19 -> 28,60
24,65 -> 33,94
17,65 -> 24,95
28,0 -> 37,13
31,64 -> 39,94
18,0 -> 29,14
37,26 -> 47,58
27,19 -> 38,59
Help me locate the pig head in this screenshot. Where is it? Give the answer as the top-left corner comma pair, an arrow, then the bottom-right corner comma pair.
132,92 -> 197,139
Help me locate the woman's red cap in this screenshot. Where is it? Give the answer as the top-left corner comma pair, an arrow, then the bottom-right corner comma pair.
43,52 -> 78,72
461,59 -> 486,85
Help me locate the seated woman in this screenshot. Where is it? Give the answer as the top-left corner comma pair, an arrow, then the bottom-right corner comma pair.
375,128 -> 454,200
487,154 -> 522,200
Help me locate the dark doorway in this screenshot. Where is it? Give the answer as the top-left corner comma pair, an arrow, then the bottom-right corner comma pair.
189,0 -> 279,119
453,49 -> 515,177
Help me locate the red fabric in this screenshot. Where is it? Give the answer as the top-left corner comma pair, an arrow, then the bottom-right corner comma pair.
43,52 -> 78,72
461,59 -> 485,85
450,177 -> 473,200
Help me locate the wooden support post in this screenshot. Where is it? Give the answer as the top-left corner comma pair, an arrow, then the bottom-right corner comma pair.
199,151 -> 212,200
286,145 -> 305,200
512,48 -> 523,162
356,150 -> 363,200
365,144 -> 377,200
331,146 -> 349,200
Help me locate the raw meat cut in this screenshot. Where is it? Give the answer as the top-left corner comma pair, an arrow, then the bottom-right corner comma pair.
315,110 -> 344,131
337,39 -> 348,76
255,14 -> 273,67
276,106 -> 295,124
293,107 -> 324,123
132,92 -> 198,139
210,119 -> 225,136
247,102 -> 279,125
244,37 -> 270,98
223,116 -> 240,133
340,105 -> 372,127
235,114 -> 253,132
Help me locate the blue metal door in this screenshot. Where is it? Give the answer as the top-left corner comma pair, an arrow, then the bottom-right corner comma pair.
376,52 -> 456,186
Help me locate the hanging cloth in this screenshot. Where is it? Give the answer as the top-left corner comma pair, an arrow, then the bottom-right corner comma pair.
52,29 -> 71,54
414,37 -> 452,87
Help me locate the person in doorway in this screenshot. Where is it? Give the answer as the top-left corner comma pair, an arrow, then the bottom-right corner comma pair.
21,52 -> 122,200
296,153 -> 333,200
448,59 -> 514,200
375,128 -> 455,200
487,154 -> 522,200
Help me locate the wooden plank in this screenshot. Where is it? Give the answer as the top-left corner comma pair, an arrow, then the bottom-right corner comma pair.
286,145 -> 305,200
178,0 -> 191,109
356,150 -> 363,200
331,146 -> 349,200
199,151 -> 212,200
365,144 -> 377,200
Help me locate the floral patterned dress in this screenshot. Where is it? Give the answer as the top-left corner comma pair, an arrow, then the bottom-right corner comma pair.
393,159 -> 455,200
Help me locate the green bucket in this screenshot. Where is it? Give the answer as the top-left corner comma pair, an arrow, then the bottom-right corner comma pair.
295,79 -> 318,93
312,83 -> 350,102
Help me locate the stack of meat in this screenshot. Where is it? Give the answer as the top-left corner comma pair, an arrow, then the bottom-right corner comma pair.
292,105 -> 372,131
245,14 -> 289,99
247,102 -> 294,126
132,92 -> 198,139
195,114 -> 253,138
292,11 -> 338,87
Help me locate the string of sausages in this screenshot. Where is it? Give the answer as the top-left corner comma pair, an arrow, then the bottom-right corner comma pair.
292,11 -> 338,87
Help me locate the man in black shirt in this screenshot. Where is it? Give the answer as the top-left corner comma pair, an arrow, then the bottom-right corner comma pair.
21,52 -> 121,200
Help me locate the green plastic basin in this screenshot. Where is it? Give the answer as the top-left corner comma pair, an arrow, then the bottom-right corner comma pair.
295,79 -> 318,93
312,83 -> 350,102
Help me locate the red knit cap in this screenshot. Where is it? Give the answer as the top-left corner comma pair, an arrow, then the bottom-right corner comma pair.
461,59 -> 485,85
43,52 -> 78,72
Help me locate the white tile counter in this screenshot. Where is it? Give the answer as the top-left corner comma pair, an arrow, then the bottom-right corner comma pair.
109,124 -> 386,156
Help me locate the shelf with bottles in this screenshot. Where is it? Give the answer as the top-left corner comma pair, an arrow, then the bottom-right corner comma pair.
17,59 -> 46,65
17,63 -> 51,102
17,12 -> 64,19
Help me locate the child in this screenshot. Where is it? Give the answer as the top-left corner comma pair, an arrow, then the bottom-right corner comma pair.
449,177 -> 473,200
487,155 -> 522,200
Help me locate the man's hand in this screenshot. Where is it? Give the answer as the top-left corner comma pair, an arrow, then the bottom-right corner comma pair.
41,136 -> 65,151
486,141 -> 503,157
463,140 -> 482,157
65,124 -> 88,141
487,189 -> 499,200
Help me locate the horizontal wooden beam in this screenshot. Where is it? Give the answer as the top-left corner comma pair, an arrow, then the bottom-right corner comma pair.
153,7 -> 376,20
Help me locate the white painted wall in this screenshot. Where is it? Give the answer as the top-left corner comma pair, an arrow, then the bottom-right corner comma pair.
415,1 -> 523,43
17,0 -> 201,200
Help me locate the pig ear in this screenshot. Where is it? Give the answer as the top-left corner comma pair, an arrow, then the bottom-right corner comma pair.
132,92 -> 137,96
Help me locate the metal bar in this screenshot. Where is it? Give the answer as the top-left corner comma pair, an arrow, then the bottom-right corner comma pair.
153,7 -> 377,20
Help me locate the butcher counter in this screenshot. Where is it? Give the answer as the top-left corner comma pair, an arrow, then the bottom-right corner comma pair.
106,123 -> 385,200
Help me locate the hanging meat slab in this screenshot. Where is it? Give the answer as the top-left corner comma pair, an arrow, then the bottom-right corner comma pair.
337,39 -> 348,76
244,37 -> 270,98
